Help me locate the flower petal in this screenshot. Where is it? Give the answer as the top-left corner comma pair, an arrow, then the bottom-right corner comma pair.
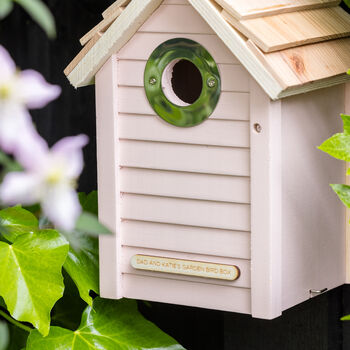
18,70 -> 61,109
42,185 -> 81,231
0,172 -> 41,205
0,46 -> 15,82
51,134 -> 89,178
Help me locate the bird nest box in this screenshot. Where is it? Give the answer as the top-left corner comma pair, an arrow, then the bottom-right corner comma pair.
65,0 -> 350,319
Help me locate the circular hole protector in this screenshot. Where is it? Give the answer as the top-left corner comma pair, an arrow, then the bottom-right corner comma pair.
144,38 -> 221,128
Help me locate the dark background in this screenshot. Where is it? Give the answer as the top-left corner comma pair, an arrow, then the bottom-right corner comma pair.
1,1 -> 350,349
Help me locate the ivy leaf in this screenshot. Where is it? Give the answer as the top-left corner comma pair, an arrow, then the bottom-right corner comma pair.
342,314 -> 350,321
0,207 -> 38,243
0,322 -> 9,350
0,230 -> 69,336
26,298 -> 186,350
344,0 -> 350,8
75,212 -> 110,236
51,271 -> 86,330
80,191 -> 98,215
63,233 -> 99,306
341,114 -> 350,135
330,184 -> 350,209
14,0 -> 56,38
318,133 -> 350,161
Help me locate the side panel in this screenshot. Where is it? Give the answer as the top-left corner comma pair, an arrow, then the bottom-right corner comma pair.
97,56 -> 123,299
250,79 -> 282,319
281,85 -> 346,311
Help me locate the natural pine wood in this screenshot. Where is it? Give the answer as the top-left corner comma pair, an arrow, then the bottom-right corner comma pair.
80,7 -> 123,46
215,0 -> 341,19
223,7 -> 350,53
102,0 -> 131,18
64,32 -> 102,76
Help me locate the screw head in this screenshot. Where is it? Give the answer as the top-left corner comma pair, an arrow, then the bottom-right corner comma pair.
207,78 -> 216,88
254,123 -> 262,133
149,77 -> 157,85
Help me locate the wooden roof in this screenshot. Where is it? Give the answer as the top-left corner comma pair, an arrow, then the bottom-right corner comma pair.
64,0 -> 350,100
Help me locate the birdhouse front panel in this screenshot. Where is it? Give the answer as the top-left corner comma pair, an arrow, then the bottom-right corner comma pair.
99,1 -> 253,315
65,0 -> 350,320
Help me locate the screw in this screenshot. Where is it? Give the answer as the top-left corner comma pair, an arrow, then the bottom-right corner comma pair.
207,78 -> 216,88
254,123 -> 262,133
149,77 -> 157,85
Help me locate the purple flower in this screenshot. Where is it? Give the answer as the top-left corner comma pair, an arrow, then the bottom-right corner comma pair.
0,46 -> 61,154
0,134 -> 89,231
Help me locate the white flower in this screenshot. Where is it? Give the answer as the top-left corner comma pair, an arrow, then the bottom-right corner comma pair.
0,45 -> 61,154
0,134 -> 89,231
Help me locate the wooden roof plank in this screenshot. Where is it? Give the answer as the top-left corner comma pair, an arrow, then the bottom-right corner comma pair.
80,7 -> 123,46
261,37 -> 350,88
223,6 -> 350,53
102,0 -> 131,19
64,33 -> 103,76
215,0 -> 341,20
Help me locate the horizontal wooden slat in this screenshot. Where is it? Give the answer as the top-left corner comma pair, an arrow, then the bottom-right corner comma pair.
117,32 -> 240,64
119,140 -> 250,176
120,167 -> 250,203
261,37 -> 350,88
215,0 -> 341,20
118,86 -> 250,121
120,193 -> 251,231
119,115 -> 250,148
122,247 -> 251,288
223,7 -> 350,53
117,60 -> 249,92
121,220 -> 251,259
139,4 -> 214,34
123,274 -> 251,313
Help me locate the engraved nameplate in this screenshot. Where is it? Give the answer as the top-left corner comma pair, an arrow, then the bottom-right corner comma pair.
131,255 -> 240,281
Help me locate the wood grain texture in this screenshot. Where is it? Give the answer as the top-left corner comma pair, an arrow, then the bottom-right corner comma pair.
120,194 -> 251,231
96,56 -> 123,299
123,274 -> 251,314
223,6 -> 350,53
67,0 -> 163,87
102,0 -> 131,19
118,115 -> 250,148
123,248 -> 249,287
64,32 -> 102,76
215,0 -> 341,19
250,79 -> 282,319
80,7 -> 123,46
119,140 -> 250,176
120,167 -> 250,203
121,220 -> 251,259
117,87 -> 250,121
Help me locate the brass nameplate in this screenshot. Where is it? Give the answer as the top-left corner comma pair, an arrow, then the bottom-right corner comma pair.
131,255 -> 240,281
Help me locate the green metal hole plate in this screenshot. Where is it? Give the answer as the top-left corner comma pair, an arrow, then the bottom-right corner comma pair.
144,38 -> 221,128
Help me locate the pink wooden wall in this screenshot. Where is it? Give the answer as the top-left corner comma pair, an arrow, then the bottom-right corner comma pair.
97,0 -> 346,319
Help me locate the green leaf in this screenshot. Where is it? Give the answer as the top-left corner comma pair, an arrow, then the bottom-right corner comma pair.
63,233 -> 99,306
342,314 -> 350,321
330,184 -> 350,209
51,271 -> 86,330
80,191 -> 98,216
75,212 -> 110,236
14,0 -> 56,38
344,0 -> 350,8
0,152 -> 21,173
0,0 -> 13,19
6,323 -> 28,350
0,230 -> 69,336
0,322 -> 9,350
0,207 -> 38,243
26,298 -> 186,350
318,133 -> 350,161
342,114 -> 350,135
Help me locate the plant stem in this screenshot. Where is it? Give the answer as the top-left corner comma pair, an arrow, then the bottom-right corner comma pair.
0,309 -> 32,332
